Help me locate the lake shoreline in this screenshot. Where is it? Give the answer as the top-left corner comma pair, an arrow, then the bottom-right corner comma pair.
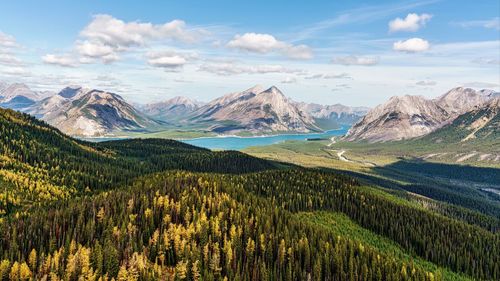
79,125 -> 351,150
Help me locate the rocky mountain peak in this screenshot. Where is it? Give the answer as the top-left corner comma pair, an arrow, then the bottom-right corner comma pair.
58,86 -> 83,98
436,87 -> 492,116
167,96 -> 201,107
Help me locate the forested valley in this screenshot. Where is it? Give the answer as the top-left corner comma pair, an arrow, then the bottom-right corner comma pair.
0,108 -> 499,281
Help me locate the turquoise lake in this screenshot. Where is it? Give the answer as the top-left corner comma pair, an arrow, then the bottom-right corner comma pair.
182,126 -> 350,150
83,125 -> 350,150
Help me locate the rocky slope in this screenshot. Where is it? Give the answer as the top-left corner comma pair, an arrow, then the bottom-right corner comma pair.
424,97 -> 499,143
191,85 -> 321,133
345,87 -> 498,142
27,86 -> 158,136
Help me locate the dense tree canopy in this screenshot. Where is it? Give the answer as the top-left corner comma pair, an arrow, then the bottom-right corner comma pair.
0,107 -> 498,280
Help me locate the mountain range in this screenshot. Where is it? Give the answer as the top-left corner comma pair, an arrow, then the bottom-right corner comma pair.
345,87 -> 499,143
0,82 -> 367,136
140,85 -> 368,134
4,81 -> 496,142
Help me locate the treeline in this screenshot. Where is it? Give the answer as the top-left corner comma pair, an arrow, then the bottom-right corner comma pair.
0,171 -> 443,281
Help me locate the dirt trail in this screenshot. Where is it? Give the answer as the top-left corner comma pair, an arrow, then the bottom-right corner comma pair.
337,150 -> 350,162
325,136 -> 376,166
327,136 -> 336,147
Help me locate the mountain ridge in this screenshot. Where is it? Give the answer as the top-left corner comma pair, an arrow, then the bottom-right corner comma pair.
345,87 -> 499,142
1,82 -> 370,136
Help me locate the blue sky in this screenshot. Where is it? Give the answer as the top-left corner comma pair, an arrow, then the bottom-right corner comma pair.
0,0 -> 498,106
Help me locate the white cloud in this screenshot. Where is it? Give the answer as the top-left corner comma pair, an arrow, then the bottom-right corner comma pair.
416,80 -> 436,86
0,31 -> 22,67
0,31 -> 28,76
227,33 -> 313,59
76,41 -> 117,60
281,77 -> 297,84
42,54 -> 78,67
472,57 -> 500,65
333,83 -> 351,90
146,50 -> 197,71
1,66 -> 29,76
227,33 -> 285,53
463,81 -> 499,88
455,17 -> 500,30
393,38 -> 430,52
389,13 -> 432,32
148,55 -> 186,68
324,73 -> 351,79
282,45 -> 313,60
331,55 -> 379,66
293,1 -> 437,41
45,15 -> 205,65
0,53 -> 23,66
305,74 -> 323,79
81,14 -> 204,47
301,72 -> 352,80
198,62 -> 301,76
0,31 -> 17,48
174,78 -> 193,83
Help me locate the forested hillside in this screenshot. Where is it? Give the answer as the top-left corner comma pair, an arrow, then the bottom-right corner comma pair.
0,108 -> 499,281
0,108 -> 273,214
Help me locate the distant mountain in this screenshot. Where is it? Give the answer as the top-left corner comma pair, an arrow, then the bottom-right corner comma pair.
191,85 -> 321,133
0,81 -> 8,92
2,82 -> 368,136
27,86 -> 159,136
0,83 -> 50,110
345,87 -> 498,142
141,96 -> 203,121
296,102 -> 369,129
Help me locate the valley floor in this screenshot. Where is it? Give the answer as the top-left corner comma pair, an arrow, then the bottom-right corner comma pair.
244,139 -> 500,218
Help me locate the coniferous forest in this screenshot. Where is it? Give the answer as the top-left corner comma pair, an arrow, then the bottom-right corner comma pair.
0,107 -> 499,281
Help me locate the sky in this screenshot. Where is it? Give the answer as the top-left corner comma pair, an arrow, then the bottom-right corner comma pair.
0,0 -> 499,106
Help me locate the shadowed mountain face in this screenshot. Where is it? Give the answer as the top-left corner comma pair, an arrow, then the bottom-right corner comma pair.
345,87 -> 499,142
